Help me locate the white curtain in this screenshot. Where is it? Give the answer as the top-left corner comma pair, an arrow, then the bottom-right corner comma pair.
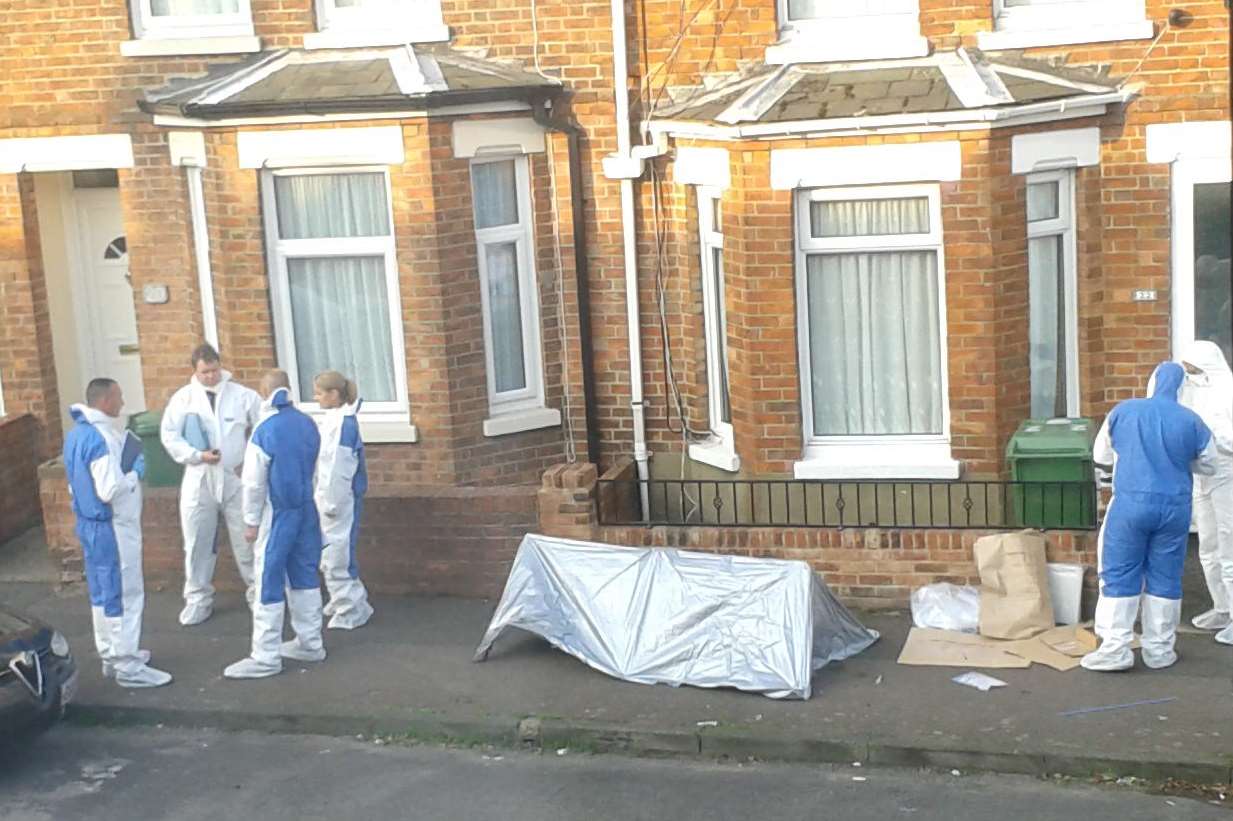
485,242 -> 527,394
151,0 -> 239,15
274,173 -> 389,239
1029,235 -> 1066,418
1026,181 -> 1059,222
473,161 -> 519,229
288,257 -> 396,402
812,197 -> 929,238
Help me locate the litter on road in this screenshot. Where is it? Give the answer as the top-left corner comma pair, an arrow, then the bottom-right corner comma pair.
952,672 -> 1008,692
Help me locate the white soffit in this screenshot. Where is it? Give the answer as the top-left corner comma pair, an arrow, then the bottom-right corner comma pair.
0,134 -> 134,174
673,147 -> 731,189
1011,127 -> 1100,174
1146,121 -> 1232,163
169,132 -> 208,167
451,118 -> 546,159
770,141 -> 962,190
237,125 -> 406,168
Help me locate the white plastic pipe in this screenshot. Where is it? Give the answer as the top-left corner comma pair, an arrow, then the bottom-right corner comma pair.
610,0 -> 650,519
184,164 -> 219,349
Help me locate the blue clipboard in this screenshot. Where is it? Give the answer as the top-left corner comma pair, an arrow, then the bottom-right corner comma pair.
182,413 -> 212,453
120,431 -> 143,474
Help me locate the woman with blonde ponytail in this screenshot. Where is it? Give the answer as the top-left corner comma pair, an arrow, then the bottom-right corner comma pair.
312,370 -> 374,629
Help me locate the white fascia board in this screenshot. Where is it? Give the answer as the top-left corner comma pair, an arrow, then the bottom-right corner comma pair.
1011,127 -> 1100,174
770,141 -> 961,190
673,146 -> 730,189
0,134 -> 134,173
1146,121 -> 1232,164
169,131 -> 208,167
452,118 -> 546,159
237,125 -> 406,168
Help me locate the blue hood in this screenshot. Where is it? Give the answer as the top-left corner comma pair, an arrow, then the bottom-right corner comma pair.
270,387 -> 293,409
1150,362 -> 1184,401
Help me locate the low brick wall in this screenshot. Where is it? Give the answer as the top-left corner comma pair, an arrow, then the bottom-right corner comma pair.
539,460 -> 1099,609
39,460 -> 537,598
0,414 -> 42,546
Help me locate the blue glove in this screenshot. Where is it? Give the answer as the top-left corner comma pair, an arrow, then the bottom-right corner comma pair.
133,454 -> 146,481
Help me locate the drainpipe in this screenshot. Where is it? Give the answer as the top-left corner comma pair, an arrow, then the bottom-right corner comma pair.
183,163 -> 219,349
606,0 -> 651,519
531,98 -> 602,466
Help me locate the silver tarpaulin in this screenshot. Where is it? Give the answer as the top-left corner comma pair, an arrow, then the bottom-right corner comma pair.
474,534 -> 879,699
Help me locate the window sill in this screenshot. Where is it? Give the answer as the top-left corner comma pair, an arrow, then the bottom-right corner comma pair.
975,20 -> 1153,51
765,33 -> 929,66
357,419 -> 419,444
688,438 -> 741,473
794,441 -> 960,480
483,407 -> 561,438
120,35 -> 261,57
303,25 -> 450,50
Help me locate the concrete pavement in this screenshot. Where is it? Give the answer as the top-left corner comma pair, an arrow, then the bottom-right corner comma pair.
1,578 -> 1229,788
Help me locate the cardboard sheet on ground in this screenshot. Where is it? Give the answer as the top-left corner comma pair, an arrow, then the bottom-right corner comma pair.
898,625 -> 1098,671
474,534 -> 880,699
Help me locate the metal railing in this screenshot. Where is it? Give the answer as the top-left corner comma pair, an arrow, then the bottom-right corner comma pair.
596,479 -> 1098,530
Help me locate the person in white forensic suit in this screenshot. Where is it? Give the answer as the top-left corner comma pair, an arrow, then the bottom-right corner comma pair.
312,371 -> 374,630
160,343 -> 261,626
63,378 -> 172,688
1176,341 -> 1233,645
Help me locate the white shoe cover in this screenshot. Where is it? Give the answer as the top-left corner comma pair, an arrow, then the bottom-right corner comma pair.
102,649 -> 151,678
1140,594 -> 1181,670
179,602 -> 213,626
280,639 -> 326,662
1192,609 -> 1232,631
116,664 -> 173,688
1216,624 -> 1233,645
224,656 -> 282,679
327,601 -> 374,631
1081,595 -> 1137,672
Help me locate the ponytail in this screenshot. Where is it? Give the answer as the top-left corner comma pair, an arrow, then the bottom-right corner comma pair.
314,370 -> 359,405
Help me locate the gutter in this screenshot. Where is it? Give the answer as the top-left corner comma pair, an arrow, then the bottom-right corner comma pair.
531,99 -> 602,466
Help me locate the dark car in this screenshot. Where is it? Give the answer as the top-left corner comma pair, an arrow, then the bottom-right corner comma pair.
0,607 -> 77,740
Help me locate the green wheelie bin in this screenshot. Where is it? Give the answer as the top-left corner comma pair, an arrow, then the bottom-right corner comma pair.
1005,418 -> 1097,529
128,410 -> 183,487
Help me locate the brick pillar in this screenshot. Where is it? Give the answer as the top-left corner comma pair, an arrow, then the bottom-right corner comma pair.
0,173 -> 62,460
537,461 -> 598,539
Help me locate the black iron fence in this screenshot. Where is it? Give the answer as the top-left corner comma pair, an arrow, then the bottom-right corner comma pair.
596,479 -> 1098,530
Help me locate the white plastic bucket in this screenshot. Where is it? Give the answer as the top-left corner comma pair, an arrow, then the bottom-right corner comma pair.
1047,563 -> 1085,625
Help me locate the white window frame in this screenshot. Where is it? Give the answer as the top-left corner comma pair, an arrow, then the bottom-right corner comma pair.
470,155 -> 558,437
1026,169 -> 1080,419
767,0 -> 928,65
1170,157 -> 1233,356
793,183 -> 958,479
689,186 -> 739,473
128,0 -> 256,42
978,0 -> 1151,50
305,0 -> 450,49
260,166 -> 416,442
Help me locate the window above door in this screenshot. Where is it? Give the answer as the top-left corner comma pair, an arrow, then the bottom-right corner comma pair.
304,0 -> 449,49
976,0 -> 1152,50
121,0 -> 260,57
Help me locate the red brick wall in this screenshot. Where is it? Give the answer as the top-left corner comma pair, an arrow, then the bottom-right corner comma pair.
0,415 -> 42,545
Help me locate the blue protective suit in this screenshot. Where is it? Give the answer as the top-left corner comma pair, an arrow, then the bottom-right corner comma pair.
1095,362 -> 1214,599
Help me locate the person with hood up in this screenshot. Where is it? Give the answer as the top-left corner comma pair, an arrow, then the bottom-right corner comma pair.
312,371 -> 374,630
1084,362 -> 1219,671
160,343 -> 261,626
224,370 -> 325,679
1176,341 -> 1233,645
63,378 -> 172,688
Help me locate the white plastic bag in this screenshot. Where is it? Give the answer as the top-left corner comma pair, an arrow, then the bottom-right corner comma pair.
952,671 -> 1007,692
910,583 -> 980,633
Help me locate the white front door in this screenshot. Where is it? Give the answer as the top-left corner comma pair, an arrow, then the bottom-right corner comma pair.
1171,157 -> 1233,363
73,188 -> 146,414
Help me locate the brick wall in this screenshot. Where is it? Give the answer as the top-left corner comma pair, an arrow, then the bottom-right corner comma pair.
538,460 -> 1098,607
0,415 -> 42,545
39,462 -> 538,599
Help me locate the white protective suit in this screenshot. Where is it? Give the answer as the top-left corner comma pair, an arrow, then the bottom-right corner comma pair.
1177,341 -> 1233,642
316,400 -> 374,630
160,371 -> 262,625
63,405 -> 171,688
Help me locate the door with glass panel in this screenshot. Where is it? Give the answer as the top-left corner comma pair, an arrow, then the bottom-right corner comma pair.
1171,158 -> 1233,364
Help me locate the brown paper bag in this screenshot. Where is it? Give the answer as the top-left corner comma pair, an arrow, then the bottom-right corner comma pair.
974,530 -> 1055,640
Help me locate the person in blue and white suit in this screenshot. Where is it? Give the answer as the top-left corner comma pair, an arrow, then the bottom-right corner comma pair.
63,378 -> 172,688
312,371 -> 374,631
1084,362 -> 1219,672
224,370 -> 325,679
